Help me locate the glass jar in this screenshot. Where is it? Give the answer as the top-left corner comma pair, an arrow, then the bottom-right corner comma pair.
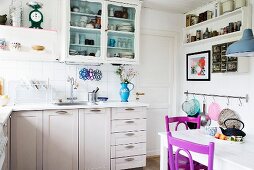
9,0 -> 23,27
122,7 -> 128,19
109,8 -> 114,17
196,30 -> 202,40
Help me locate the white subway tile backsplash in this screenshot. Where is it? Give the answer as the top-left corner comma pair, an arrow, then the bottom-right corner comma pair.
0,61 -> 136,103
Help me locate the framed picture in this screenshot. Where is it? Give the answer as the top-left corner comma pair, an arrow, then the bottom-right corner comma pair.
186,50 -> 211,81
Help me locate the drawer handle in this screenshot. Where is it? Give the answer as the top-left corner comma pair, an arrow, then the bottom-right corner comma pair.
90,109 -> 101,112
56,111 -> 68,114
125,158 -> 135,162
125,120 -> 135,124
125,145 -> 135,149
125,133 -> 135,136
125,108 -> 135,111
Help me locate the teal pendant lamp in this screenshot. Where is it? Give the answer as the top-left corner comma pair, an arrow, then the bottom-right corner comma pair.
226,29 -> 254,57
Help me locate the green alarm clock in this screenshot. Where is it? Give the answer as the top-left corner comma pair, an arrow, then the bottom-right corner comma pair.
27,2 -> 43,29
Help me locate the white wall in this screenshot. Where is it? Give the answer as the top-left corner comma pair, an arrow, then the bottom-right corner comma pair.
178,1 -> 254,134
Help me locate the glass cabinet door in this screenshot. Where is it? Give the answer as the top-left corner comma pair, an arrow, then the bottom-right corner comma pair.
69,0 -> 103,60
106,2 -> 137,62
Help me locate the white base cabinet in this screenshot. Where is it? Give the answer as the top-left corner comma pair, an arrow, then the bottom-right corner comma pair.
110,107 -> 147,170
2,118 -> 10,170
10,111 -> 43,170
10,106 -> 147,170
43,110 -> 78,170
79,108 -> 110,170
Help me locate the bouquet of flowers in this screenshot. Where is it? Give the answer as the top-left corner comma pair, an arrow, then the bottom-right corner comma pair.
116,66 -> 137,83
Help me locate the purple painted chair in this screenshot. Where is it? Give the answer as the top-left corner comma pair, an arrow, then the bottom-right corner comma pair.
167,131 -> 215,170
165,115 -> 203,170
165,115 -> 201,132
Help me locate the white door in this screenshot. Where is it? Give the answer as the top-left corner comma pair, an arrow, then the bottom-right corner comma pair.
10,111 -> 43,170
136,30 -> 177,156
43,109 -> 78,170
79,108 -> 110,170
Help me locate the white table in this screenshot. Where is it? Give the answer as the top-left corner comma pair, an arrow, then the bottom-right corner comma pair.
159,129 -> 254,170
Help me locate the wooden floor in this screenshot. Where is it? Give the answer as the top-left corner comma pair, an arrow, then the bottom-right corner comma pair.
131,156 -> 160,170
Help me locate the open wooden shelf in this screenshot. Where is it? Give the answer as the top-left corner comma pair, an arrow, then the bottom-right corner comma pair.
183,31 -> 242,46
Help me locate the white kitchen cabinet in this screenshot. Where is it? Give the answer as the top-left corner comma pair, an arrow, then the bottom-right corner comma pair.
60,0 -> 141,64
110,107 -> 147,170
2,117 -> 10,170
43,109 -> 78,170
79,108 -> 110,170
10,111 -> 43,170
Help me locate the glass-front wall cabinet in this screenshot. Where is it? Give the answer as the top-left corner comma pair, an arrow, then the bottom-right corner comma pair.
69,0 -> 102,61
63,0 -> 141,64
106,2 -> 137,63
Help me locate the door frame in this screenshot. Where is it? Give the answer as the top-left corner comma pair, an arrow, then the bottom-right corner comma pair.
140,29 -> 179,116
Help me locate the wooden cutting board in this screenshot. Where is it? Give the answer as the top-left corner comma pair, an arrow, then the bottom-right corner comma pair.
0,78 -> 3,96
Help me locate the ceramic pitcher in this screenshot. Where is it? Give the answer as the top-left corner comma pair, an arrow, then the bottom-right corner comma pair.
120,82 -> 134,102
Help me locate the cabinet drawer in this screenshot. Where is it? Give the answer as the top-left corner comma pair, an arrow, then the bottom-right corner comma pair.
111,155 -> 146,170
111,143 -> 146,158
112,119 -> 146,133
45,109 -> 78,115
84,108 -> 106,114
111,131 -> 146,146
112,107 -> 146,120
112,107 -> 143,114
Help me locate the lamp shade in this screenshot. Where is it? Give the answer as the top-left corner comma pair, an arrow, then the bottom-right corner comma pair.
226,29 -> 254,57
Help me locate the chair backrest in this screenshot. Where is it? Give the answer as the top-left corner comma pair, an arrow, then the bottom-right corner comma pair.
165,115 -> 201,132
167,132 -> 214,170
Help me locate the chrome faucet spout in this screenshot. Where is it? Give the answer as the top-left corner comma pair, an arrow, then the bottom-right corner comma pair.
67,76 -> 78,103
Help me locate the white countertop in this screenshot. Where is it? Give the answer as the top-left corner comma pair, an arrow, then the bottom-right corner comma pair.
0,106 -> 12,124
12,102 -> 149,111
0,101 -> 149,124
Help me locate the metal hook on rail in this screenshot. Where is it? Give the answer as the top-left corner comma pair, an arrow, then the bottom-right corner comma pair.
239,98 -> 242,107
227,97 -> 230,106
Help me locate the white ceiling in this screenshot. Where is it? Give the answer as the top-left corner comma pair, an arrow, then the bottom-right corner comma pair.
142,0 -> 215,14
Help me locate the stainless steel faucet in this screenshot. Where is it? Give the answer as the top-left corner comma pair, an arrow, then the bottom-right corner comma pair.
67,76 -> 78,103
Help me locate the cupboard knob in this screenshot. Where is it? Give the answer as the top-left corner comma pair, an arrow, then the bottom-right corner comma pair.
125,120 -> 135,124
56,111 -> 68,114
125,158 -> 135,162
125,108 -> 135,111
125,133 -> 135,136
90,109 -> 101,112
125,145 -> 135,149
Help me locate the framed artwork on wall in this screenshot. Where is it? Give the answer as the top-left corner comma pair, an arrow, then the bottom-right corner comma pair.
186,50 -> 211,81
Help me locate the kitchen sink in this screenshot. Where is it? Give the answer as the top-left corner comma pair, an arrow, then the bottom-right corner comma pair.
54,101 -> 95,106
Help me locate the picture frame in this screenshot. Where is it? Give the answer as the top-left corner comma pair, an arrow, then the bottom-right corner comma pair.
186,50 -> 211,81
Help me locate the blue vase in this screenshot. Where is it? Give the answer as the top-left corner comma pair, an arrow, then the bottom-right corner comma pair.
120,82 -> 134,102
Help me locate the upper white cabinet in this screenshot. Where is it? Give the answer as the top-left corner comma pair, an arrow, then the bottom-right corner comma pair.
60,0 -> 141,64
79,108 -> 110,170
43,110 -> 78,170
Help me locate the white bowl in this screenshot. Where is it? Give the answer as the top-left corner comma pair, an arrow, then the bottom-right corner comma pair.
0,96 -> 9,106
